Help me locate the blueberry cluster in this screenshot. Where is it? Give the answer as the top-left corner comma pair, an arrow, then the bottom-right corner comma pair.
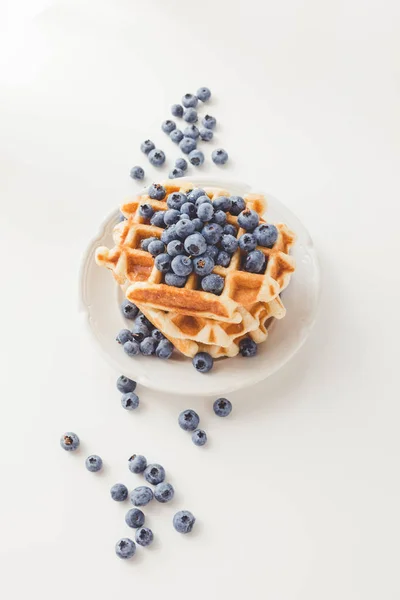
178,409 -> 207,446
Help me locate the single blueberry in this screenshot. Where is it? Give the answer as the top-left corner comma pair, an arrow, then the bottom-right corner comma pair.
165,272 -> 188,287
130,166 -> 145,180
237,209 -> 259,232
150,211 -> 167,228
125,508 -> 145,528
229,196 -> 246,216
152,329 -> 165,342
154,482 -> 175,503
216,250 -> 231,267
148,149 -> 166,167
188,150 -> 204,167
187,188 -> 206,203
121,392 -> 139,410
182,93 -> 198,108
213,196 -> 232,212
144,463 -> 166,485
167,191 -> 187,210
140,337 -> 157,355
60,432 -> 80,451
181,202 -> 197,219
192,352 -> 214,373
245,249 -> 265,273
202,114 -> 216,129
164,209 -> 181,226
161,225 -> 180,244
121,299 -> 139,320
201,273 -> 224,294
148,239 -> 166,257
116,375 -> 136,394
170,129 -> 184,144
199,127 -> 213,141
116,329 -> 133,345
239,337 -> 258,357
192,217 -> 203,231
202,223 -> 223,245
162,119 -> 176,134
167,239 -> 185,256
212,210 -> 227,226
111,483 -> 128,502
193,255 -> 215,276
173,510 -> 196,534
169,167 -> 185,179
253,224 -> 279,248
184,233 -> 207,256
175,157 -> 188,171
196,195 -> 213,208
130,486 -> 154,507
128,454 -> 147,474
115,538 -> 136,559
184,125 -> 200,139
148,183 -> 166,200
156,339 -> 174,359
155,253 -> 172,273
141,236 -> 158,252
141,140 -> 155,154
131,331 -> 145,343
223,224 -> 238,237
123,340 -> 140,356
204,244 -> 219,260
183,108 -> 198,123
213,397 -> 232,417
85,455 -> 103,472
197,87 -> 211,102
212,148 -> 228,165
192,429 -> 207,446
220,234 -> 238,254
135,527 -> 154,547
171,103 -> 184,118
171,255 -> 193,277
179,136 -> 197,154
139,203 -> 154,220
176,218 -> 196,239
135,313 -> 153,329
178,409 -> 200,431
238,233 -> 257,252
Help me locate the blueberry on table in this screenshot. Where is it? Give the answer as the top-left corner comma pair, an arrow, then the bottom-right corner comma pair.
213,397 -> 232,417
162,119 -> 176,134
183,108 -> 198,123
141,139 -> 155,154
85,455 -> 103,472
116,329 -> 133,345
171,103 -> 184,117
184,233 -> 207,256
135,527 -> 154,547
184,125 -> 200,139
237,209 -> 259,232
130,166 -> 145,180
254,224 -> 279,248
212,148 -> 228,165
229,196 -> 246,216
199,127 -> 213,141
245,249 -> 265,273
148,183 -> 166,200
182,93 -> 198,108
202,114 -> 216,129
175,157 -> 187,171
238,233 -> 257,253
179,136 -> 197,154
201,273 -> 224,295
192,352 -> 214,373
197,87 -> 211,102
169,167 -> 185,179
128,454 -> 147,474
60,432 -> 80,451
125,508 -> 145,529
139,203 -> 154,220
173,510 -> 196,534
115,538 -> 136,559
116,375 -> 137,394
154,482 -> 175,503
144,463 -> 166,486
148,148 -> 166,166
110,483 -> 128,502
164,272 -> 187,287
171,255 -> 193,277
156,339 -> 174,359
130,486 -> 154,507
188,150 -> 205,167
192,429 -> 207,446
239,337 -> 258,357
178,409 -> 200,431
123,340 -> 140,356
121,392 -> 139,410
170,129 -> 184,144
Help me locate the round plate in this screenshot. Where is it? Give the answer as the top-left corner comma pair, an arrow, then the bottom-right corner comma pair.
79,177 -> 320,396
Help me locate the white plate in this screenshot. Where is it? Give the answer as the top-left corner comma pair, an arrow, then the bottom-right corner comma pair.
79,177 -> 320,396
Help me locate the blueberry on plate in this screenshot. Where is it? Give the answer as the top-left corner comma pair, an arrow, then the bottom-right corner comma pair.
115,538 -> 136,559
116,329 -> 133,345
148,183 -> 166,200
171,255 -> 193,277
199,127 -> 213,141
116,375 -> 136,394
187,188 -> 206,203
253,224 -> 279,248
150,211 -> 167,228
192,429 -> 207,446
201,273 -> 224,294
193,255 -> 215,276
213,397 -> 232,417
130,166 -> 145,180
216,250 -> 231,267
123,340 -> 140,356
239,337 -> 258,357
237,209 -> 259,232
178,409 -> 200,431
140,337 -> 157,355
197,87 -> 211,102
175,157 -> 187,171
85,455 -> 103,472
193,352 -> 214,372
148,149 -> 166,167
154,482 -> 175,503
173,510 -> 196,534
144,463 -> 166,485
135,312 -> 152,329
244,249 -> 265,273
141,140 -> 155,154
184,125 -> 200,139
60,432 -> 80,451
188,150 -> 205,167
135,527 -> 154,547
169,167 -> 185,179
202,114 -> 216,129
156,339 -> 174,359
162,119 -> 176,134
175,218 -> 195,239
130,486 -> 154,506
125,508 -> 145,528
183,108 -> 198,123
155,253 -> 172,273
182,93 -> 198,108
170,129 -> 184,144
179,136 -> 197,154
167,191 -> 188,210
121,299 -> 139,320
171,103 -> 184,118
110,483 -> 128,502
148,239 -> 166,257
128,454 -> 147,474
238,233 -> 257,253
139,203 -> 154,220
201,223 -> 223,245
229,195 -> 246,216
121,392 -> 139,410
211,148 -> 228,165
184,233 -> 207,256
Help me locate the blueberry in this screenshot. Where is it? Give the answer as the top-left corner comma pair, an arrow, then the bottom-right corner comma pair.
202,114 -> 216,129
238,233 -> 257,252
148,183 -> 166,200
85,455 -> 103,472
162,119 -> 176,134
148,149 -> 166,167
118,212 -> 126,222
204,244 -> 219,260
175,157 -> 187,171
60,432 -> 80,451
193,255 -> 215,276
147,239 -> 166,257
170,129 -> 184,144
154,482 -> 175,503
181,202 -> 197,219
216,250 -> 231,267
192,217 -> 203,231
115,538 -> 136,559
245,250 -> 265,273
139,203 -> 154,220
199,127 -> 213,141
135,527 -> 154,547
121,299 -> 139,320
155,339 -> 174,359
187,188 -> 206,203
183,108 -> 198,123
213,196 -> 231,212
123,340 -> 140,356
116,329 -> 133,345
111,483 -> 128,502
176,219 -> 196,239
130,486 -> 154,506
197,87 -> 211,102
155,253 -> 172,273
171,103 -> 184,118
193,351 -> 214,372
167,239 -> 185,256
212,210 -> 227,226
212,148 -> 228,165
253,224 -> 279,248
133,323 -> 151,338
121,392 -> 139,410
188,150 -> 205,167
192,429 -> 207,446
237,209 -> 259,231
161,225 -> 180,244
179,136 -> 197,154
141,140 -> 155,154
184,233 -> 207,256
229,196 -> 246,216
135,313 -> 153,329
221,234 -> 238,254
144,464 -> 165,485
178,409 -> 200,431
213,397 -> 232,417
128,454 -> 147,474
179,213 -> 190,220
150,211 -> 167,228
201,273 -> 224,294
141,236 -> 158,251
173,510 -> 196,534
196,195 -> 212,208
169,167 -> 185,179
239,337 -> 258,357
182,93 -> 198,108
184,125 -> 200,139
165,272 -> 187,287
163,209 -> 180,226
201,223 -> 223,245
171,255 -> 193,277
167,191 -> 187,210
125,508 -> 145,528
140,337 -> 157,355
152,329 -> 165,342
130,166 -> 145,180
117,375 -> 136,394
224,224 -> 237,237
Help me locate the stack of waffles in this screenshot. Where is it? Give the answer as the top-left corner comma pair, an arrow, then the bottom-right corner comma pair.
95,181 -> 296,359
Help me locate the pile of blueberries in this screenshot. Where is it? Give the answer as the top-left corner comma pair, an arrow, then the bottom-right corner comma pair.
130,87 -> 229,181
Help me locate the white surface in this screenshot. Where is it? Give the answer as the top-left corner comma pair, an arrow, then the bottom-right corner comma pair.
0,1 -> 399,599
81,176 -> 320,396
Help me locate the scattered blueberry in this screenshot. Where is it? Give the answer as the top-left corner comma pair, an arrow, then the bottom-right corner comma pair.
148,149 -> 166,167
229,196 -> 246,216
184,125 -> 200,139
144,464 -> 165,485
60,432 -> 80,451
135,527 -> 154,547
111,483 -> 128,502
141,140 -> 155,154
161,225 -> 180,244
121,392 -> 139,410
173,510 -> 196,534
155,253 -> 172,273
121,299 -> 139,320
193,352 -> 214,373
197,87 -> 211,102
239,233 -> 257,252
192,429 -> 207,446
148,183 -> 166,200
167,192 -> 187,210
245,249 -> 265,273
85,455 -> 103,472
175,157 -> 187,171
188,150 -> 205,167
116,329 -> 133,345
116,376 -> 136,394
253,224 -> 278,248
162,119 -> 176,134
115,538 -> 136,559
125,508 -> 145,528
170,129 -> 184,144
154,482 -> 175,503
182,93 -> 198,108
150,211 -> 167,228
123,340 -> 140,356
223,224 -> 237,237
237,209 -> 259,231
239,337 -> 258,357
213,397 -> 232,417
221,234 -> 238,254
130,486 -> 154,506
141,236 -> 158,251
165,272 -> 187,287
216,250 -> 231,267
204,244 -> 219,260
169,167 -> 185,179
201,273 -> 224,294
167,239 -> 184,256
183,108 -> 198,123
128,454 -> 147,474
212,148 -> 228,165
178,409 -> 200,431
187,188 -> 206,203
156,339 -> 174,359
139,203 -> 154,220
176,218 -> 196,239
212,210 -> 227,226
130,166 -> 145,180
202,114 -> 216,129
201,223 -> 223,245
140,337 -> 157,355
171,103 -> 184,118
179,136 -> 197,154
171,255 -> 193,277
193,255 -> 215,276
213,196 -> 232,212
184,233 -> 207,256
199,127 -> 213,141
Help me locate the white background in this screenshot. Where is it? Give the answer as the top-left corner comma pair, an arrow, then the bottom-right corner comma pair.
1,1 -> 399,599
